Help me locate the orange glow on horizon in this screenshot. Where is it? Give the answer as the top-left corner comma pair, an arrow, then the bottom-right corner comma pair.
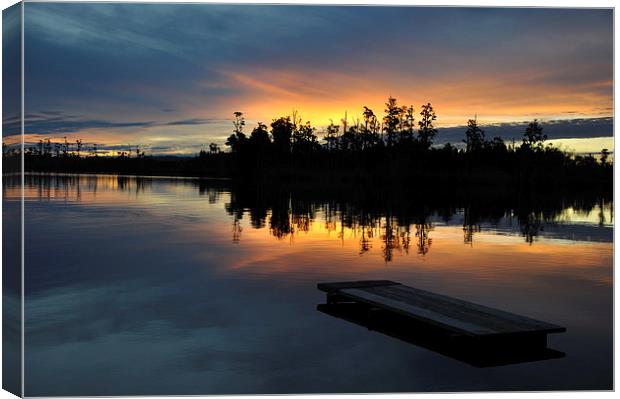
213,67 -> 613,130
10,63 -> 612,156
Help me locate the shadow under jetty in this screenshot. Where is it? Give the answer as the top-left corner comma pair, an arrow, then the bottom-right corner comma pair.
316,281 -> 566,368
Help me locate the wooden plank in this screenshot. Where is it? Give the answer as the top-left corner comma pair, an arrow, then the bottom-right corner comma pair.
362,285 -> 565,334
319,281 -> 565,338
341,288 -> 495,336
317,280 -> 400,293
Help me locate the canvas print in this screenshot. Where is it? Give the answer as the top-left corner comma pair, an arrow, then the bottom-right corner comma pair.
2,2 -> 614,396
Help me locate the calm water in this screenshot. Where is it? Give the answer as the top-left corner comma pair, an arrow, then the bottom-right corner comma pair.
6,174 -> 613,395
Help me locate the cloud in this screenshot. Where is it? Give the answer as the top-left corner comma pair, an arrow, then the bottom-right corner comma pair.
1,112 -> 222,137
163,118 -> 225,126
435,117 -> 613,144
16,4 -> 613,154
3,4 -> 22,122
20,114 -> 156,135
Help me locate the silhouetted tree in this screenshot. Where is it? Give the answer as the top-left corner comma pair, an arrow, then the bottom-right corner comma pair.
209,142 -> 220,154
522,119 -> 546,150
361,106 -> 381,150
63,137 -> 69,157
233,111 -> 245,135
600,148 -> 610,165
271,116 -> 294,156
340,125 -> 363,152
362,106 -> 377,132
249,123 -> 271,147
44,139 -> 52,157
135,145 -> 145,158
340,111 -> 349,142
225,111 -> 247,152
292,121 -> 319,155
323,120 -> 340,151
399,105 -> 416,144
383,97 -> 402,147
464,117 -> 485,153
487,137 -> 507,152
418,103 -> 437,149
75,139 -> 83,158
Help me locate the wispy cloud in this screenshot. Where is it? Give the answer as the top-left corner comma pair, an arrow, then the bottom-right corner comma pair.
3,112 -> 223,137
163,118 -> 225,126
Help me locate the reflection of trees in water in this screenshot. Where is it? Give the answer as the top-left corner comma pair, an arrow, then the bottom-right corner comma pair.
232,217 -> 242,244
197,180 -> 227,204
117,176 -> 150,194
380,218 -> 426,261
597,198 -> 613,227
514,203 -> 563,245
518,212 -> 544,245
220,181 -> 611,261
598,202 -> 605,227
381,223 -> 416,261
265,196 -> 322,240
462,207 -> 491,246
21,174 -> 154,200
463,223 -> 480,246
359,226 -> 373,255
291,199 -> 316,234
381,216 -> 397,262
7,175 -> 612,261
415,223 -> 432,255
270,206 -> 293,240
249,207 -> 268,229
224,186 -> 440,262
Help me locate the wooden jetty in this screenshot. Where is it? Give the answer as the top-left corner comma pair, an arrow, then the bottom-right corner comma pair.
317,280 -> 566,357
317,302 -> 565,367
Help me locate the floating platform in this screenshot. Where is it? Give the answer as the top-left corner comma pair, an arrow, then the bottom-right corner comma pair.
317,280 -> 566,366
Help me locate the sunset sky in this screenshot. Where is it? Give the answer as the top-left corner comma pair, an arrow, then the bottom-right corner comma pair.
6,4 -> 614,155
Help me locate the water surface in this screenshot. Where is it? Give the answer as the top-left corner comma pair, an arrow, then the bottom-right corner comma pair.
7,174 -> 612,395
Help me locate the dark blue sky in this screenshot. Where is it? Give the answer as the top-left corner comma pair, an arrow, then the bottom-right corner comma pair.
9,4 -> 614,154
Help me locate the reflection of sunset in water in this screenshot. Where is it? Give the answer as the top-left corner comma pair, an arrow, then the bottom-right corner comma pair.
8,173 -> 611,394
229,228 -> 611,283
10,174 -> 612,285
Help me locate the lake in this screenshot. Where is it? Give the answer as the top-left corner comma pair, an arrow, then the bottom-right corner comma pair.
4,173 -> 613,395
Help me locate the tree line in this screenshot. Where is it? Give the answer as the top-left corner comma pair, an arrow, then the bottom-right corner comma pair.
2,138 -> 146,159
7,96 -> 612,188
217,99 -> 465,156
213,97 -> 609,160
190,97 -> 611,188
